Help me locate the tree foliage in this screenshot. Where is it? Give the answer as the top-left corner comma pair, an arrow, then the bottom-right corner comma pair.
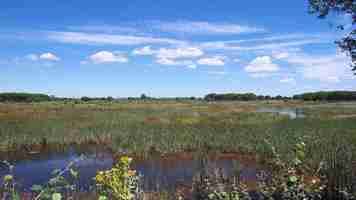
0,93 -> 51,102
293,90 -> 356,101
308,0 -> 356,73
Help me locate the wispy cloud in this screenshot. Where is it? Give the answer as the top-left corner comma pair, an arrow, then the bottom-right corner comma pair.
68,25 -> 139,34
277,51 -> 351,83
197,56 -> 226,66
86,51 -> 128,64
199,33 -> 334,51
46,31 -> 186,46
25,52 -> 60,62
154,21 -> 265,35
280,77 -> 296,84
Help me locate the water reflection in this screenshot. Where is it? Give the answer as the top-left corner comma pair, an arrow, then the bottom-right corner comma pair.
256,107 -> 305,119
0,147 -> 265,192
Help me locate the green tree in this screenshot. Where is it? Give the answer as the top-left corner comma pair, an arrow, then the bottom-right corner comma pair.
308,0 -> 356,73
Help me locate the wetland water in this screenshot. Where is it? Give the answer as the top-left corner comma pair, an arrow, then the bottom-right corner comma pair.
256,107 -> 305,119
0,146 -> 266,192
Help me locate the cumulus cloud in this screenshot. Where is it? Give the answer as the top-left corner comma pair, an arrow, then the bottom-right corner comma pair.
133,46 -> 203,68
197,56 -> 225,66
88,51 -> 128,64
155,21 -> 265,35
39,53 -> 61,61
245,56 -> 279,73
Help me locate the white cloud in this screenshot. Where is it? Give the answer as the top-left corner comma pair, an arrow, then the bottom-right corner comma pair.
245,56 -> 279,73
132,46 -> 155,55
156,47 -> 204,59
280,77 -> 296,84
282,52 -> 350,83
155,21 -> 265,35
133,46 -> 203,68
47,31 -> 186,46
273,52 -> 290,59
39,53 -> 61,61
88,51 -> 128,64
199,33 -> 333,52
155,57 -> 195,69
25,53 -> 60,62
197,56 -> 225,66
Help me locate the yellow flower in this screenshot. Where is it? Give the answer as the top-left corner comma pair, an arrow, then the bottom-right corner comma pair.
3,174 -> 13,182
128,170 -> 136,177
120,156 -> 132,164
95,173 -> 104,183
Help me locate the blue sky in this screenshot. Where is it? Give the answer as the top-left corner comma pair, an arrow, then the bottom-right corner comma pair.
1,0 -> 355,97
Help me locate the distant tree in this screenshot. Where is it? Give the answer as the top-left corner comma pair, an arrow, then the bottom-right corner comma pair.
140,93 -> 147,100
81,96 -> 91,102
308,0 -> 356,73
0,93 -> 50,102
106,96 -> 114,101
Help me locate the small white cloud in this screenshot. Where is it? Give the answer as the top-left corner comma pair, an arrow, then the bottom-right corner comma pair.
155,57 -> 195,69
233,58 -> 241,63
197,56 -> 226,66
132,46 -> 155,55
156,57 -> 178,65
273,52 -> 290,59
39,53 -> 61,61
89,51 -> 128,64
245,56 -> 279,73
25,54 -> 39,61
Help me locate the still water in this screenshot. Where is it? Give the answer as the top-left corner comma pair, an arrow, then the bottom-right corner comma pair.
0,146 -> 265,192
256,107 -> 305,119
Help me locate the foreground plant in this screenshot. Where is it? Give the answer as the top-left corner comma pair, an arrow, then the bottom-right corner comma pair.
28,155 -> 84,200
95,156 -> 141,200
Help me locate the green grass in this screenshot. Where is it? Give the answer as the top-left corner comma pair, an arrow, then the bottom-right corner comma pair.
0,100 -> 356,167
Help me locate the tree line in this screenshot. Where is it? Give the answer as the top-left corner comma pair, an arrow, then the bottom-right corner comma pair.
0,93 -> 51,102
1,91 -> 356,102
293,91 -> 356,101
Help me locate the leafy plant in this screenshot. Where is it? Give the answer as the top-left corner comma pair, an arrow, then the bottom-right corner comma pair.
95,156 -> 141,200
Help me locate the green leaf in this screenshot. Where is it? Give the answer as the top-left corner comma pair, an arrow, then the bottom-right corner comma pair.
70,168 -> 79,179
288,175 -> 298,183
31,184 -> 43,192
99,195 -> 108,200
52,193 -> 62,200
